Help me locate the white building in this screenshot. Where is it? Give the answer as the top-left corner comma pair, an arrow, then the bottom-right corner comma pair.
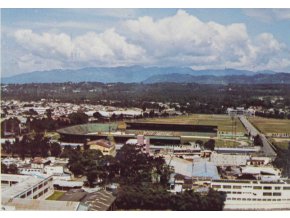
1,174 -> 54,200
211,178 -> 290,210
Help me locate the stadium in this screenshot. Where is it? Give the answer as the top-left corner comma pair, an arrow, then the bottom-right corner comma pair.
57,122 -> 218,146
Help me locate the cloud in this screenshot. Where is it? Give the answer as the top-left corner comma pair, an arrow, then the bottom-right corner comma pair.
13,28 -> 146,69
122,10 -> 289,71
243,9 -> 290,22
6,9 -> 290,74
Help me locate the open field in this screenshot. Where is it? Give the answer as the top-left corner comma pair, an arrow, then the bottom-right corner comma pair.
189,137 -> 242,147
270,138 -> 290,150
134,114 -> 246,133
249,117 -> 290,134
46,191 -> 65,200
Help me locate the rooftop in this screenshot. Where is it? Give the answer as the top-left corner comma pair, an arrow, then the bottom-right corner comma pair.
1,174 -> 52,199
88,139 -> 113,148
192,160 -> 220,180
1,198 -> 80,211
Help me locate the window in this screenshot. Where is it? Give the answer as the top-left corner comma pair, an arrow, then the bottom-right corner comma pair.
44,188 -> 48,193
263,186 -> 272,190
233,186 -> 241,189
223,185 -> 231,189
275,187 -> 281,190
38,184 -> 43,189
273,192 -> 281,196
212,185 -> 221,189
283,187 -> 290,190
20,194 -> 25,198
27,190 -> 32,196
253,186 -> 262,190
263,192 -> 272,196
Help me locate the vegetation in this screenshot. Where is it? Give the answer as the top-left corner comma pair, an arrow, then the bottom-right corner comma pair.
46,191 -> 65,200
143,114 -> 246,133
115,186 -> 226,211
2,83 -> 290,118
249,117 -> 290,134
1,134 -> 62,159
253,135 -> 263,146
63,144 -> 226,210
273,143 -> 290,177
1,163 -> 18,174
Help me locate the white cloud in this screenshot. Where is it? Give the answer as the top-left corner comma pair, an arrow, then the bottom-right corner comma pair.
7,9 -> 290,74
122,9 -> 289,71
13,28 -> 146,69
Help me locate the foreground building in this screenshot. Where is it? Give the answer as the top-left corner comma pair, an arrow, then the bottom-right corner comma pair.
211,178 -> 290,210
1,174 -> 53,200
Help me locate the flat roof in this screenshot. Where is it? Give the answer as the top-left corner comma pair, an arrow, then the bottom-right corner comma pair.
1,174 -> 51,199
1,198 -> 80,211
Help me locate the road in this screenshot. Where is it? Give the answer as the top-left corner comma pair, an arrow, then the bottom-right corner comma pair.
239,116 -> 277,158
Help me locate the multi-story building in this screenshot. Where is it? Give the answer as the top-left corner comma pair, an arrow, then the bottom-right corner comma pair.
1,174 -> 54,200
211,179 -> 290,210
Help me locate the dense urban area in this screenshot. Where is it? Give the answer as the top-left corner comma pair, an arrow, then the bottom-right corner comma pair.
1,82 -> 290,211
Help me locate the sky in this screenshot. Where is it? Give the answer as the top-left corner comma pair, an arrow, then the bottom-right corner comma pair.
1,8 -> 290,77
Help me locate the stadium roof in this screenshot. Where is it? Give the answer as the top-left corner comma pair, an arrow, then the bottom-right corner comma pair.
57,123 -> 118,135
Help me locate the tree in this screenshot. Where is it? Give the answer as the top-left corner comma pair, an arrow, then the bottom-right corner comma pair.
50,142 -> 62,157
1,162 -> 8,173
195,140 -> 204,147
8,164 -> 18,174
83,140 -> 90,150
93,111 -> 102,119
204,139 -> 215,151
2,140 -> 12,154
253,134 -> 263,146
85,165 -> 99,187
68,112 -> 88,125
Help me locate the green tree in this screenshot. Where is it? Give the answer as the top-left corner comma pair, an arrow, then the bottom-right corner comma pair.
50,142 -> 62,157
68,112 -> 88,125
1,162 -> 8,173
8,164 -> 18,174
204,139 -> 215,151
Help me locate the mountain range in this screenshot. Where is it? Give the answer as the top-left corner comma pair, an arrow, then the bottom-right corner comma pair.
2,66 -> 289,84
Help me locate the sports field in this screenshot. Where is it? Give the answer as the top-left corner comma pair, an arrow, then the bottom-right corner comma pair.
138,114 -> 246,133
249,117 -> 290,134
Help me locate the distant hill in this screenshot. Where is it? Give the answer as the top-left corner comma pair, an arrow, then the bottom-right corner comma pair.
1,66 -> 281,84
143,73 -> 290,84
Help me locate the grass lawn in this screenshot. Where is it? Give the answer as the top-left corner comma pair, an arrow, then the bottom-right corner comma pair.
46,191 -> 65,200
271,139 -> 290,150
131,114 -> 246,133
191,137 -> 242,147
249,117 -> 290,134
